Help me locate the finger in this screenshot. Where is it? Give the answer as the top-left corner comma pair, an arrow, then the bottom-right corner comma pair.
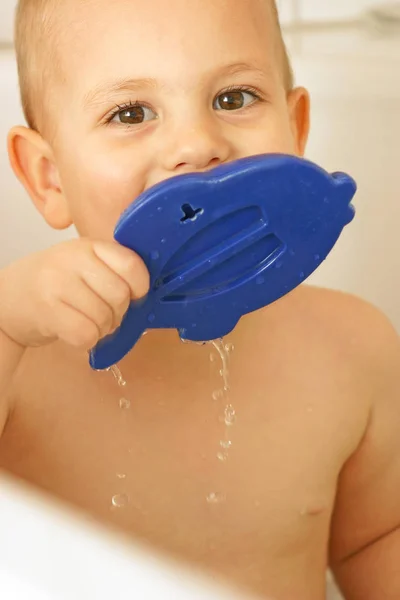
54,302 -> 102,349
61,278 -> 115,339
91,241 -> 150,300
78,259 -> 131,331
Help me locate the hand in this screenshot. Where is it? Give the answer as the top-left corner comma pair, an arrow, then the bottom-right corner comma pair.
0,239 -> 150,350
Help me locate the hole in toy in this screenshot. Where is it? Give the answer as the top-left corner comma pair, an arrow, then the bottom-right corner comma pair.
180,203 -> 204,223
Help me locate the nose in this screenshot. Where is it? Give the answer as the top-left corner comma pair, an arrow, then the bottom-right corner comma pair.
160,117 -> 232,174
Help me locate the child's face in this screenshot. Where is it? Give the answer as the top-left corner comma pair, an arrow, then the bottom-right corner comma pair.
33,0 -> 309,239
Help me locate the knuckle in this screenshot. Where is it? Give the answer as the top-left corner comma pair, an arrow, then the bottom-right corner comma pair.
38,267 -> 62,303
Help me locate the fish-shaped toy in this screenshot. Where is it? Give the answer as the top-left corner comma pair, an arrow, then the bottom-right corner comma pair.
90,154 -> 356,370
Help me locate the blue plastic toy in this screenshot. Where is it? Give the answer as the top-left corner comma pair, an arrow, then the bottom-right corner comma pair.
90,153 -> 356,370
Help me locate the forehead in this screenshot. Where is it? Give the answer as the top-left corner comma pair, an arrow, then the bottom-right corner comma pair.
56,0 -> 278,90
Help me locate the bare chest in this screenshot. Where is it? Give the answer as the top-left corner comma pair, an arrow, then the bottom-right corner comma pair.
0,337 -> 357,598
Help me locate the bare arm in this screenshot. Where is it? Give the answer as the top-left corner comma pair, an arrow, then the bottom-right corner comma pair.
329,307 -> 400,599
332,527 -> 400,599
0,329 -> 24,432
0,240 -> 149,436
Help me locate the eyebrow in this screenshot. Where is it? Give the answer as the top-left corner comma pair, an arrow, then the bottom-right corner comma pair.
82,62 -> 269,109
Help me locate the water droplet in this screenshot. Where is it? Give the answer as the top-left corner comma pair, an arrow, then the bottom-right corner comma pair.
224,343 -> 235,353
157,206 -> 163,212
212,390 -> 224,401
275,260 -> 283,269
150,250 -> 160,261
110,365 -> 127,387
314,254 -> 320,262
141,330 -> 148,337
256,275 -> 265,285
210,353 -> 216,362
119,397 -> 131,410
211,339 -> 230,392
117,473 -> 126,480
161,238 -> 166,244
220,440 -> 232,449
299,272 -> 305,279
289,249 -> 296,257
206,492 -> 226,505
148,313 -> 156,323
112,494 -> 129,508
224,404 -> 236,426
217,452 -> 228,462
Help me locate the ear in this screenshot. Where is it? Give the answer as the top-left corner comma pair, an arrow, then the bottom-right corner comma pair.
7,126 -> 72,230
287,87 -> 311,157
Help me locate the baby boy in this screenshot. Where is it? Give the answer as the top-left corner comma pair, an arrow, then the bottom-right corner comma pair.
0,1 -> 400,598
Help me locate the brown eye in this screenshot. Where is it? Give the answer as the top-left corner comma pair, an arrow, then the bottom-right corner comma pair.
214,90 -> 257,111
111,104 -> 156,125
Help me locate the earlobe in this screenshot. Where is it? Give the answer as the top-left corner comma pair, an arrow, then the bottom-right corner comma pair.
7,126 -> 72,230
287,87 -> 311,157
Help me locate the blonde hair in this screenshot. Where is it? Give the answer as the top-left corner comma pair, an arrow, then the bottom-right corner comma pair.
14,0 -> 294,133
15,0 -> 61,133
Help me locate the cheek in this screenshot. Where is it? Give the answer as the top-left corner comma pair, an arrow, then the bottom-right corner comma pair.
58,148 -> 146,240
252,117 -> 297,156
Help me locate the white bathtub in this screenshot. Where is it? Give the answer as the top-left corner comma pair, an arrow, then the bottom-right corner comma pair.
0,474 -> 255,600
0,473 -> 343,599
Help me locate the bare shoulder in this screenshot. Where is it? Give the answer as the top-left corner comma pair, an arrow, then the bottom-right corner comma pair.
293,283 -> 390,323
239,284 -> 398,415
242,283 -> 399,424
278,284 -> 398,355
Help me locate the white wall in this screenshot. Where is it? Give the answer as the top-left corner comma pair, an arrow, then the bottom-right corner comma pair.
0,0 -> 16,44
278,0 -> 386,24
290,27 -> 400,333
286,0 -> 380,21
